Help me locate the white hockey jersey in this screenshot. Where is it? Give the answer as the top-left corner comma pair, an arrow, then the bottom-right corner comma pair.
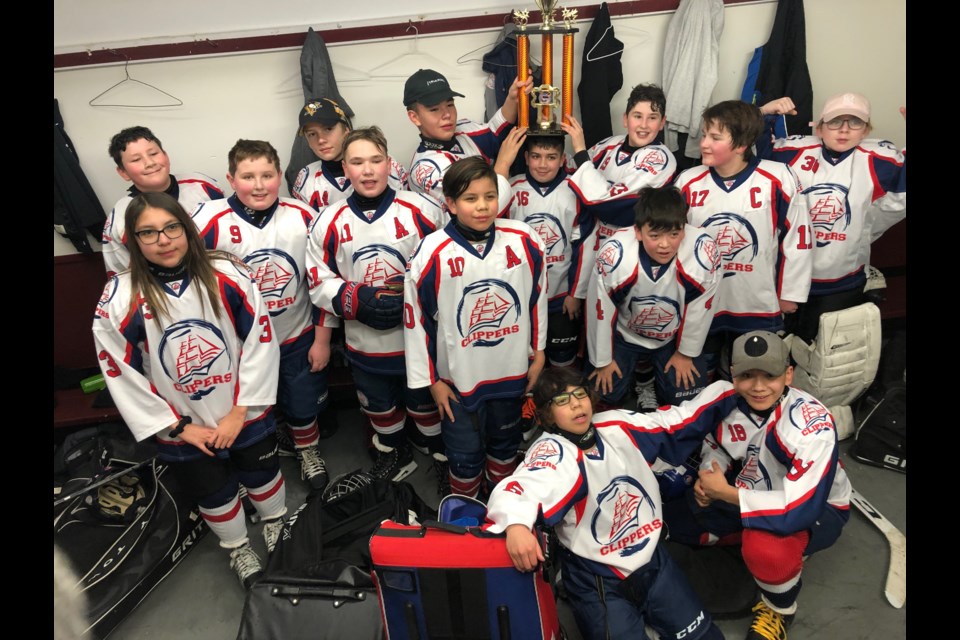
587,224 -> 720,367
676,158 -> 812,334
102,173 -> 223,277
91,256 -> 279,446
404,218 -> 547,411
291,156 -> 409,213
306,188 -> 445,375
485,381 -> 739,579
699,385 -> 851,536
566,136 -> 678,299
767,137 -> 906,295
191,196 -> 335,351
407,109 -> 512,204
507,171 -> 584,312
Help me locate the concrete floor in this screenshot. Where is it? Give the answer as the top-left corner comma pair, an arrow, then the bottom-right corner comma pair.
106,401 -> 907,640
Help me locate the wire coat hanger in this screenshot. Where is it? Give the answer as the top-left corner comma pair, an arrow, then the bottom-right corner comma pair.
368,22 -> 455,78
89,54 -> 183,108
585,25 -> 625,62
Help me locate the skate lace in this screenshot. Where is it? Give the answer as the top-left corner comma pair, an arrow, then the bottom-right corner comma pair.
432,454 -> 450,496
230,545 -> 262,581
635,381 -> 658,409
298,447 -> 327,480
262,519 -> 284,554
370,447 -> 399,479
748,602 -> 787,640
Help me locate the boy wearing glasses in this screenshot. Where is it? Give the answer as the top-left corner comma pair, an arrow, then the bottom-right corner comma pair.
485,367 -> 737,640
191,140 -> 334,495
757,93 -> 906,341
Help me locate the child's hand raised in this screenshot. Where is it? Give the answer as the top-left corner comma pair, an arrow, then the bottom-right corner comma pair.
760,97 -> 797,116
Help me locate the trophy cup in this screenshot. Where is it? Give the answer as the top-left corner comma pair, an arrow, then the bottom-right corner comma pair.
513,1 -> 578,135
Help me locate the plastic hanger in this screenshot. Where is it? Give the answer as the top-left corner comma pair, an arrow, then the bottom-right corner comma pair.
89,55 -> 183,108
368,22 -> 455,78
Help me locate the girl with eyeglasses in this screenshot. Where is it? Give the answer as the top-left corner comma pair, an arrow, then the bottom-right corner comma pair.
757,93 -> 906,342
92,191 -> 288,591
485,366 -> 738,640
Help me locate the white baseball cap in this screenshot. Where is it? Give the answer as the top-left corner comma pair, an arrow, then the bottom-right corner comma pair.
819,92 -> 871,123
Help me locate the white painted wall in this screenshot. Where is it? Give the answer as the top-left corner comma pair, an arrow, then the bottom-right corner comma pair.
53,0 -> 906,257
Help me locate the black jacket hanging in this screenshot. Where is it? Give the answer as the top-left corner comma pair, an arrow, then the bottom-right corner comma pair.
753,0 -> 813,135
54,99 -> 105,254
284,28 -> 356,194
577,2 -> 623,149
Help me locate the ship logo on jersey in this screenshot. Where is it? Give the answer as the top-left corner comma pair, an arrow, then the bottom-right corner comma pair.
595,239 -> 624,277
94,277 -> 120,320
701,213 -> 759,277
457,279 -> 522,347
525,437 -> 563,471
627,295 -> 682,339
526,213 -> 569,265
293,168 -> 308,193
245,249 -> 301,316
803,183 -> 852,247
159,319 -> 233,400
352,245 -> 407,288
789,397 -> 834,437
593,476 -> 660,557
694,233 -> 722,273
735,444 -> 773,490
411,159 -> 444,194
635,148 -> 669,174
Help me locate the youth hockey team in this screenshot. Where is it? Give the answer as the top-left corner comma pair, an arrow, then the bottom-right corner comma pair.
92,60 -> 905,640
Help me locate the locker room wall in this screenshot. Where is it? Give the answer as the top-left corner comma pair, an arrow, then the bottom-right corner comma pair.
52,0 -> 906,257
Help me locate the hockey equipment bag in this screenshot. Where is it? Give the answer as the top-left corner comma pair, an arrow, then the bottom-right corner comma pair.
237,473 -> 433,640
370,518 -> 562,640
851,382 -> 906,474
54,457 -> 207,639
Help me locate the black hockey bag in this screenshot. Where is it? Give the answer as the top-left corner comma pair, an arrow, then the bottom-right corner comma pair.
237,471 -> 434,640
851,382 -> 906,473
54,447 -> 208,639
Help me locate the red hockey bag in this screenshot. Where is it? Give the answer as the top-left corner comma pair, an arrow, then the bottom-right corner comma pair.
370,519 -> 562,640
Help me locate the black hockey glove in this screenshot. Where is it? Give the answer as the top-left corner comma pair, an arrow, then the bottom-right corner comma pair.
332,282 -> 403,330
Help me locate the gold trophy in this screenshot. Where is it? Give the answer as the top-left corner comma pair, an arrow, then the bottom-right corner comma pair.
514,1 -> 578,135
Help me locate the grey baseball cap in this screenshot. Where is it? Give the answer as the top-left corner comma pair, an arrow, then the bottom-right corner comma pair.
731,331 -> 790,377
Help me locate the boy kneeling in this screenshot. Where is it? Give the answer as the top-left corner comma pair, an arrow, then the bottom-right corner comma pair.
485,367 -> 737,640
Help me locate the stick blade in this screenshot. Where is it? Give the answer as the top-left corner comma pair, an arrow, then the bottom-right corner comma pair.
884,532 -> 906,608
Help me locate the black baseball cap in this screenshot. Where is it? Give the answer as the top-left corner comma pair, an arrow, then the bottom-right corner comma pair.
299,98 -> 350,132
403,69 -> 465,108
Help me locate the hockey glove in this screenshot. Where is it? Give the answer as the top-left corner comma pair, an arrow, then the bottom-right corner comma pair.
333,282 -> 403,330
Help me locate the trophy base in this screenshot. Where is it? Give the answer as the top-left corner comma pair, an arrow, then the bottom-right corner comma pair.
528,125 -> 567,137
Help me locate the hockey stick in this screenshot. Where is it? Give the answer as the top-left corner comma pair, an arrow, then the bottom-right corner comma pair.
54,456 -> 157,508
848,486 -> 906,608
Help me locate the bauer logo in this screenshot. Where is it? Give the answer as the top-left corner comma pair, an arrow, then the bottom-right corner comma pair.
245,249 -> 301,316
352,244 -> 407,288
701,212 -> 759,277
626,295 -> 681,340
803,183 -> 852,247
525,213 -> 568,265
526,437 -> 563,470
593,476 -> 660,557
456,278 -> 522,347
159,320 -> 233,400
595,239 -> 624,276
